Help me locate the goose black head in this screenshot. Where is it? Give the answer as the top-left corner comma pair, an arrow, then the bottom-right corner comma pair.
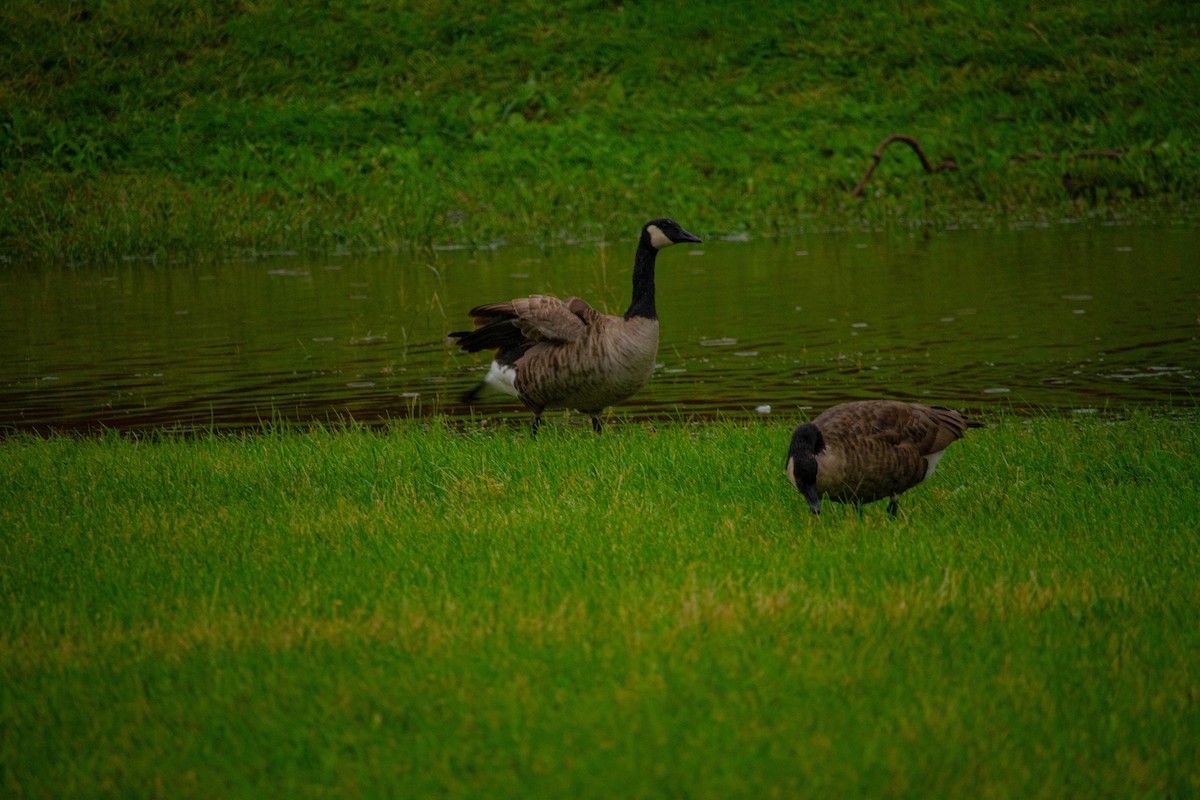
785,423 -> 825,515
642,218 -> 702,250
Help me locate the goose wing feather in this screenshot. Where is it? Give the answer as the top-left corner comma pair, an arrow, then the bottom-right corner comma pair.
452,294 -> 596,353
503,295 -> 593,343
467,301 -> 519,327
467,296 -> 602,330
564,296 -> 605,324
816,401 -> 969,455
811,415 -> 923,502
812,401 -> 974,502
920,405 -> 973,453
803,400 -> 978,509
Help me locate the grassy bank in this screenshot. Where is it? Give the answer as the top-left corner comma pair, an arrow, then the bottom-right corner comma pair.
2,1 -> 1198,264
2,414 -> 1198,797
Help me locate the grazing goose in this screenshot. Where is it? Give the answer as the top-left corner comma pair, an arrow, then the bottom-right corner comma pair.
448,218 -> 701,433
785,400 -> 983,516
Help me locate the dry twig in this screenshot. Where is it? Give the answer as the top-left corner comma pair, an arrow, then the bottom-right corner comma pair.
849,134 -> 959,196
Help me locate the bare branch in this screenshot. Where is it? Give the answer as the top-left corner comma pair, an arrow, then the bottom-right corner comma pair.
849,134 -> 959,197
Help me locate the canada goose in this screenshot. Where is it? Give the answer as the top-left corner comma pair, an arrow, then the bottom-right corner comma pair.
448,218 -> 701,433
785,400 -> 983,516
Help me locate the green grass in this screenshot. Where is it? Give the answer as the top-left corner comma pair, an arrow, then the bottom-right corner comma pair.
2,0 -> 1199,264
2,413 -> 1198,797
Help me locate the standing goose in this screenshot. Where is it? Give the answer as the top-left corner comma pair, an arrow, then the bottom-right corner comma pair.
785,400 -> 983,516
448,218 -> 701,433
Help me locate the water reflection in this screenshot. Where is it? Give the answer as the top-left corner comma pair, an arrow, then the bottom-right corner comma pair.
1,223 -> 1197,434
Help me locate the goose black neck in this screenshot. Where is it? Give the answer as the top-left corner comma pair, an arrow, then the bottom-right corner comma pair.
623,242 -> 659,320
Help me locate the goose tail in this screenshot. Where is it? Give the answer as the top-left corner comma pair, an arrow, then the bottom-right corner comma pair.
459,359 -> 521,404
461,380 -> 487,404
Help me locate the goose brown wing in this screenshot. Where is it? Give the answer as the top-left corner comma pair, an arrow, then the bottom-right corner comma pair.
564,296 -> 605,324
466,301 -> 519,327
850,401 -> 969,455
816,401 -> 968,453
812,400 -> 911,441
812,402 -> 930,501
452,294 -> 593,353
910,405 -> 972,454
845,437 -> 928,500
507,295 -> 591,343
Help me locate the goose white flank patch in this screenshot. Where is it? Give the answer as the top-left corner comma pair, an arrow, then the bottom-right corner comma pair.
785,400 -> 983,516
448,218 -> 701,434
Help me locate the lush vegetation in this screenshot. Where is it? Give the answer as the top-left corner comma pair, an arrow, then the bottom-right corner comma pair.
2,0 -> 1198,264
4,3 -> 1198,791
3,414 -> 1198,797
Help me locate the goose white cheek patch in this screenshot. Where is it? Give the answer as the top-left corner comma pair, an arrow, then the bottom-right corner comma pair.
647,225 -> 672,249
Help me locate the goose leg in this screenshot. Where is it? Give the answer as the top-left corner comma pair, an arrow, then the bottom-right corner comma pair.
590,414 -> 604,434
529,413 -> 542,436
887,496 -> 900,517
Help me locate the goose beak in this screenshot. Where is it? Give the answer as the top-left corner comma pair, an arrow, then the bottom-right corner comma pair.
803,485 -> 822,515
674,227 -> 702,244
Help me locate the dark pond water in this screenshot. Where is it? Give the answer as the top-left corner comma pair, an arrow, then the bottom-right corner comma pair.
2,223 -> 1197,434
